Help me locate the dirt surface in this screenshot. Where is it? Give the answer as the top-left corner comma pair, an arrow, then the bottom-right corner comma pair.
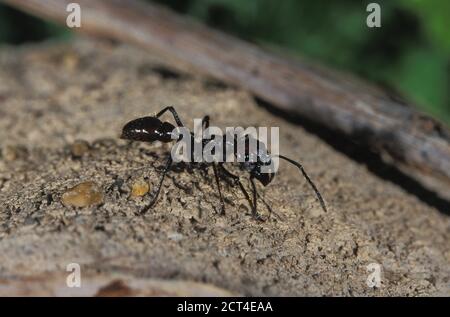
0,38 -> 449,296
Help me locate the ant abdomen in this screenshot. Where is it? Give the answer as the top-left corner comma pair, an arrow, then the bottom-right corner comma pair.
121,116 -> 175,143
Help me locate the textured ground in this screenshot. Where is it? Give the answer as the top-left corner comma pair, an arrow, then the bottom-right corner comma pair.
0,38 -> 449,296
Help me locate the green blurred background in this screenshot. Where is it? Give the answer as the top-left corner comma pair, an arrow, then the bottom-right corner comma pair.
0,0 -> 449,124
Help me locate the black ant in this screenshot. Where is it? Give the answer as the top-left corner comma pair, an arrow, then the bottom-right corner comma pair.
120,106 -> 327,218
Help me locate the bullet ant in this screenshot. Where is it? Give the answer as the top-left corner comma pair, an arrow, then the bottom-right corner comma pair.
120,106 -> 327,218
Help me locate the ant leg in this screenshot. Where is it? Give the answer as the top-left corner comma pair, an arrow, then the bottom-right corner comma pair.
202,115 -> 210,130
249,177 -> 274,221
218,164 -> 255,213
250,177 -> 267,220
198,115 -> 210,141
201,115 -> 225,214
156,106 -> 184,127
212,163 -> 225,215
140,155 -> 173,214
249,177 -> 258,217
255,190 -> 276,219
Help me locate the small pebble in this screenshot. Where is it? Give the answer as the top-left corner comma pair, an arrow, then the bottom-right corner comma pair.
2,145 -> 27,162
61,181 -> 104,207
130,178 -> 150,198
167,232 -> 184,242
70,140 -> 90,158
62,52 -> 79,70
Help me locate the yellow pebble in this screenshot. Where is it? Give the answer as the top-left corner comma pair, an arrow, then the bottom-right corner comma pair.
61,181 -> 104,207
62,52 -> 79,70
3,146 -> 18,161
2,145 -> 27,162
70,140 -> 90,158
130,178 -> 150,198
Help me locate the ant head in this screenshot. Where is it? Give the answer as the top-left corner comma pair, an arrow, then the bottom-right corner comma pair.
250,164 -> 275,186
237,134 -> 275,186
252,150 -> 276,186
121,116 -> 175,143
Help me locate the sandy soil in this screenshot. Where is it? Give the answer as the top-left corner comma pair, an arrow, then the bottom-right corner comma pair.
0,38 -> 449,296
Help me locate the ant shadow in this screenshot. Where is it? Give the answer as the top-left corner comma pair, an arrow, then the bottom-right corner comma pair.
254,97 -> 450,217
166,161 -> 273,219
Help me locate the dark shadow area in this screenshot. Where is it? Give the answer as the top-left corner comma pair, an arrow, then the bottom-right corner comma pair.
0,3 -> 68,44
254,97 -> 450,216
137,64 -> 190,80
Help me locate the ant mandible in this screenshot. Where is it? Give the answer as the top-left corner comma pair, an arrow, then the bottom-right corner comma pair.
120,106 -> 327,218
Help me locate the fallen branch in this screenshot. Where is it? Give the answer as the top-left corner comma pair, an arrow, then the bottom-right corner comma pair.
3,0 -> 450,199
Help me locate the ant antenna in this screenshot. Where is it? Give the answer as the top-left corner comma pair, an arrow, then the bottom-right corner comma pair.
275,155 -> 327,213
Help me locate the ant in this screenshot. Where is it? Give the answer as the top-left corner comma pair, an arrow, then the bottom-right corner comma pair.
120,106 -> 327,218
